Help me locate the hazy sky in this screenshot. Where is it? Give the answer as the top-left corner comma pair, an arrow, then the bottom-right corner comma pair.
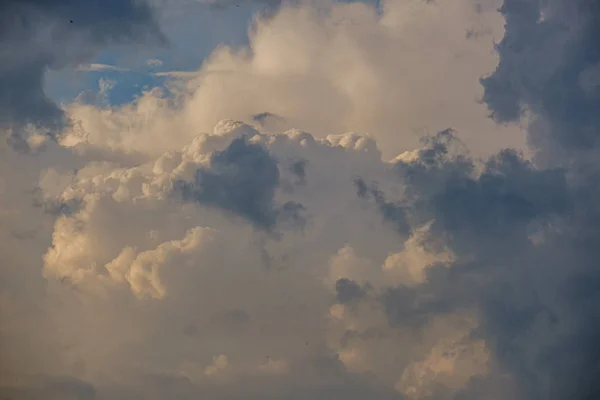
2,1 -> 600,399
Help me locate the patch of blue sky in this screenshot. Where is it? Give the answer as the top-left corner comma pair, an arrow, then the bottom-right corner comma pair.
45,1 -> 254,107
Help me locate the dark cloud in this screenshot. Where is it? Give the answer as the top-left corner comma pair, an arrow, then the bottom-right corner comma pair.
354,177 -> 410,235
335,278 -> 366,304
345,49 -> 600,394
175,137 -> 280,229
174,137 -> 305,230
0,0 -> 164,137
32,188 -> 82,216
475,3 -> 600,396
351,123 -> 599,399
481,0 -> 600,156
252,112 -> 285,126
277,200 -> 306,228
289,159 -> 307,184
431,149 -> 570,239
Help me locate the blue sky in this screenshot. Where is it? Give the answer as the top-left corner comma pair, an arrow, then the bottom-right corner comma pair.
45,1 -> 256,105
45,0 -> 380,107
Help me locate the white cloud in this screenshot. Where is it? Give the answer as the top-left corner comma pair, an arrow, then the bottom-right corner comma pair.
382,222 -> 456,286
147,58 -> 164,68
153,70 -> 199,78
75,64 -> 129,73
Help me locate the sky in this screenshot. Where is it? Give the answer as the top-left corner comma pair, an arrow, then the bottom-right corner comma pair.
1,0 -> 600,399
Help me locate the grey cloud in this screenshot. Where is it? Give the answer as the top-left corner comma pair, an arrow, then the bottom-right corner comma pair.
184,309 -> 251,337
354,127 -> 597,399
38,199 -> 81,216
474,3 -> 600,396
58,353 -> 405,400
289,159 -> 307,184
391,130 -> 570,238
430,149 -> 570,238
0,0 -> 164,137
481,0 -> 600,154
279,159 -> 307,194
0,375 -> 96,400
354,178 -> 410,235
277,200 -> 306,229
252,112 -> 284,126
356,130 -> 474,237
335,278 -> 366,304
210,308 -> 251,330
339,328 -> 385,348
134,375 -> 404,400
174,137 -> 305,230
392,129 -> 473,208
32,189 -> 82,217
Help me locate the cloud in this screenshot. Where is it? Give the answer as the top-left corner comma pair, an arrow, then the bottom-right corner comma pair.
153,70 -> 199,78
4,0 -> 600,399
147,58 -> 164,68
473,1 -> 600,398
0,0 -> 164,140
10,118 -> 496,399
335,278 -> 366,304
75,64 -> 129,73
174,135 -> 293,230
252,111 -> 285,126
63,0 -> 526,160
0,375 -> 96,400
481,0 -> 600,160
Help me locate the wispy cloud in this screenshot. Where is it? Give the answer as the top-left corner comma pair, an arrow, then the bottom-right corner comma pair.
75,63 -> 129,73
153,70 -> 199,78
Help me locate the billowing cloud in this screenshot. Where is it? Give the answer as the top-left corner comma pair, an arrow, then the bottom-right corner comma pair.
3,0 -> 600,399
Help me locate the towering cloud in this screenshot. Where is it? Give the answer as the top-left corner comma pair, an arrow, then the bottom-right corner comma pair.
2,0 -> 600,399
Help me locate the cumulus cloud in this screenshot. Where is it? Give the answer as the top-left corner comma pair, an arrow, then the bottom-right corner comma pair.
3,0 -> 600,399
